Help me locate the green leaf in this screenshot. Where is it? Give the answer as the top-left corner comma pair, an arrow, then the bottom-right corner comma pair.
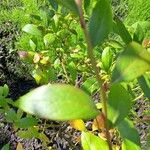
138,73 -> 150,100
133,24 -> 144,44
81,77 -> 99,94
56,0 -> 79,15
117,118 -> 141,150
22,24 -> 42,36
15,84 -> 99,121
101,47 -> 113,72
30,14 -> 42,21
122,139 -> 141,150
84,0 -> 91,13
147,134 -> 150,150
114,17 -> 132,44
112,41 -> 150,83
29,39 -> 36,51
81,131 -> 109,150
1,144 -> 10,150
0,84 -> 9,98
89,0 -> 113,47
17,127 -> 39,139
44,33 -> 55,46
107,84 -> 131,127
5,109 -> 17,123
48,0 -> 58,10
38,133 -> 49,143
15,117 -> 38,128
3,84 -> 9,97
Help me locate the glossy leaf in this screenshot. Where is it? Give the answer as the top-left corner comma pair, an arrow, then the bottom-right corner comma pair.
138,74 -> 150,100
89,0 -> 113,47
107,84 -> 131,127
22,24 -> 42,36
81,131 -> 109,150
114,17 -> 132,44
56,0 -> 79,15
112,42 -> 150,83
117,118 -> 141,150
15,84 -> 99,121
102,47 -> 113,72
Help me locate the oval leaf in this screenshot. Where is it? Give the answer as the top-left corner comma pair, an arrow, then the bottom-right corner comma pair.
69,119 -> 86,131
22,24 -> 42,36
102,47 -> 113,72
138,74 -> 150,100
15,84 -> 99,121
114,17 -> 132,44
89,0 -> 113,47
117,118 -> 141,150
29,39 -> 36,51
15,117 -> 38,128
81,131 -> 109,150
56,0 -> 79,15
44,33 -> 55,46
112,41 -> 150,83
107,84 -> 131,127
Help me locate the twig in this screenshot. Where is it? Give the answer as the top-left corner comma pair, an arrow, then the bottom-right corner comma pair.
75,1 -> 112,149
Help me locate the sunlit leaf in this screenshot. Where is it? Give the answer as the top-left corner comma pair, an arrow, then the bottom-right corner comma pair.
44,33 -> 55,46
16,143 -> 23,150
22,24 -> 42,36
69,119 -> 86,131
122,139 -> 141,150
102,47 -> 113,72
112,42 -> 150,83
118,118 -> 141,150
81,131 -> 109,150
15,84 -> 99,121
33,53 -> 41,63
29,39 -> 36,51
89,0 -> 112,47
107,84 -> 131,127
